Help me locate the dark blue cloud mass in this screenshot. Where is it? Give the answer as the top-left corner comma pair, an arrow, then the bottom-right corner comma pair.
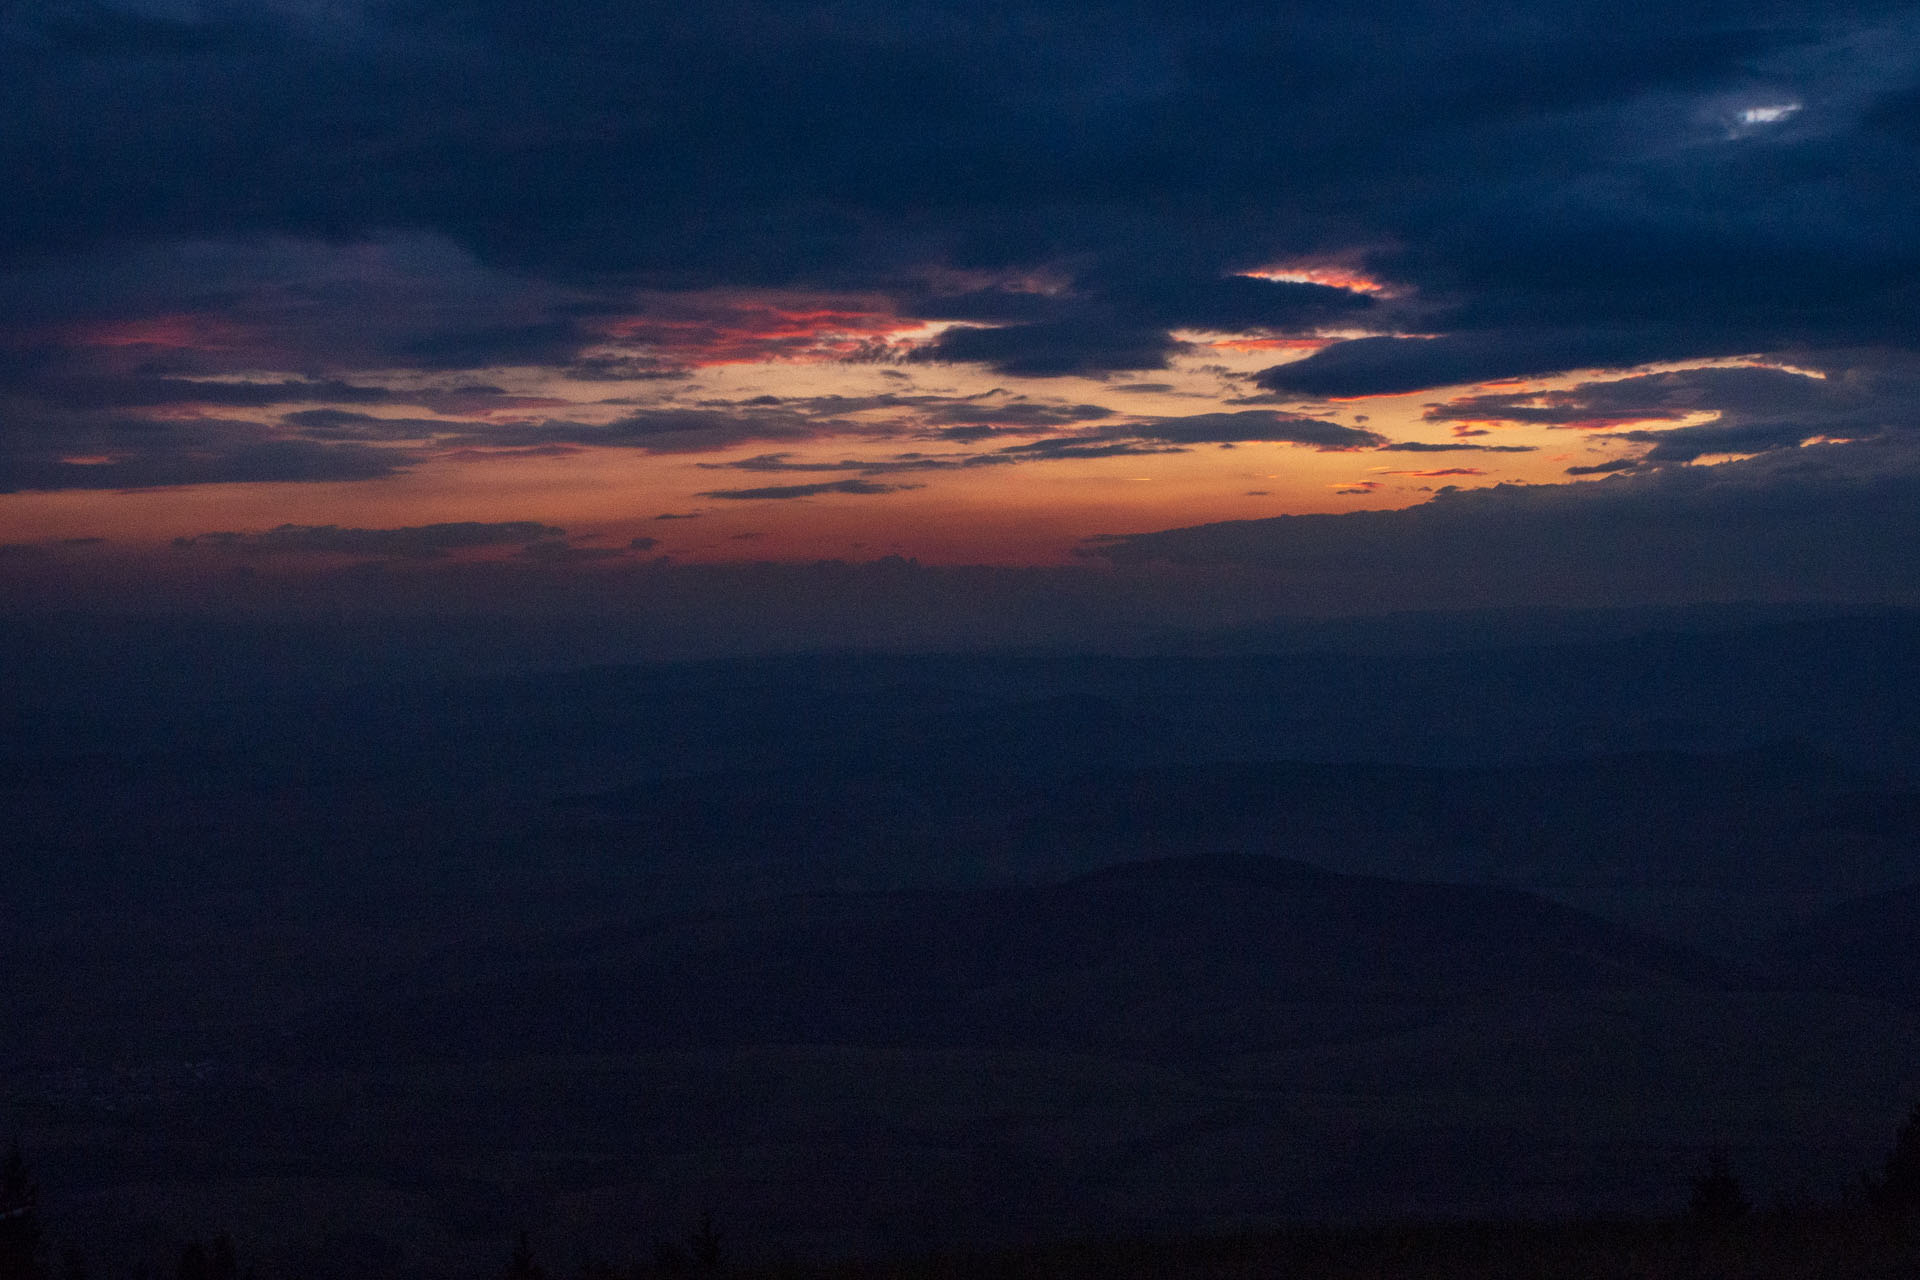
4,0 -> 1914,358
0,0 -> 1919,570
1082,438 -> 1920,610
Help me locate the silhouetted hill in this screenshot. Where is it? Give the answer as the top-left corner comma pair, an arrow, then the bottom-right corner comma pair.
562,744 -> 1920,947
1161,601 -> 1904,657
8,608 -> 1920,1269
1767,884 -> 1920,1005
9,608 -> 1920,777
877,693 -> 1212,776
306,855 -> 1732,1063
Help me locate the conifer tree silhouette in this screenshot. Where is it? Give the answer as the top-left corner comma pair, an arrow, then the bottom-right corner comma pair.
174,1240 -> 210,1280
0,1141 -> 45,1280
208,1234 -> 238,1280
1688,1150 -> 1750,1225
688,1210 -> 722,1271
1869,1102 -> 1920,1214
573,1255 -> 620,1280
505,1230 -> 546,1280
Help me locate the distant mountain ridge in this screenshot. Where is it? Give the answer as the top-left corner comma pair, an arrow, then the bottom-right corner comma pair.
7,608 -> 1920,1265
8,607 -> 1920,777
307,853 -> 1734,1064
1767,884 -> 1920,1005
560,743 -> 1920,947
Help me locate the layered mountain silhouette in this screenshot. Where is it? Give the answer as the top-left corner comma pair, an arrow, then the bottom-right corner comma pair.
310,855 -> 1731,1063
8,608 -> 1920,1267
1768,885 -> 1920,1006
562,745 -> 1920,946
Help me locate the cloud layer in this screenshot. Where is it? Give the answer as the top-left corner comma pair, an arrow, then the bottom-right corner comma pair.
6,0 -> 1917,388
2,0 -> 1919,613
1086,439 -> 1920,610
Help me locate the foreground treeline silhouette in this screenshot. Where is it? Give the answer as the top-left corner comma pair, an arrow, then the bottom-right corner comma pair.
499,1212 -> 726,1280
8,1111 -> 1920,1279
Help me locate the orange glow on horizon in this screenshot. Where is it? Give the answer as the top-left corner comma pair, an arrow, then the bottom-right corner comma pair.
0,348 -> 1771,578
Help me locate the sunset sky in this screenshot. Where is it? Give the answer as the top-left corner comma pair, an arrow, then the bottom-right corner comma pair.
6,0 -> 1920,626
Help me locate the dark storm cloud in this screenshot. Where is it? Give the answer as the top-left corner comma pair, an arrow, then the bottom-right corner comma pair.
1423,366 -> 1849,428
1422,361 -> 1909,463
697,447 -> 1010,473
697,478 -> 923,500
397,321 -> 591,371
670,390 -> 1118,430
1376,441 -> 1538,453
699,454 -> 887,474
173,521 -> 567,557
282,409 -> 455,440
690,408 -> 1388,473
1083,439 -> 1920,608
913,320 -> 1187,377
910,289 -> 1064,324
1125,411 -> 1384,449
4,0 -> 1920,538
1089,270 -> 1377,332
693,407 -> 1383,472
414,384 -> 573,414
565,355 -> 694,382
1253,331 -> 1724,399
921,400 -> 1115,428
2,0 -> 1847,290
0,436 -> 406,493
984,409 -> 1386,457
670,390 -> 1107,425
398,390 -> 1134,466
592,406 -> 859,452
432,406 -> 866,455
0,232 -> 592,389
0,396 -> 439,492
4,374 -> 401,412
906,272 -> 1376,375
994,438 -> 1184,461
1620,418 -> 1865,463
